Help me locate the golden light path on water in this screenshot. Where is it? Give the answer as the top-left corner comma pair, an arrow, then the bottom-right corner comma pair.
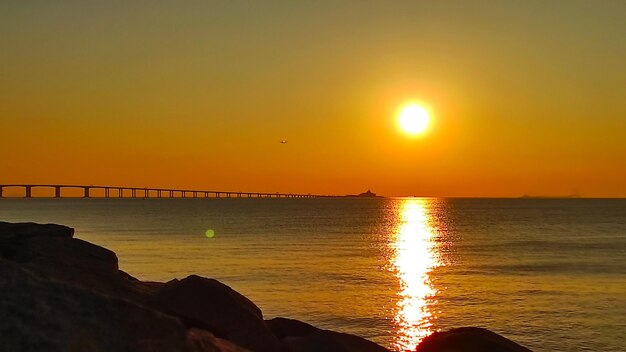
391,199 -> 442,351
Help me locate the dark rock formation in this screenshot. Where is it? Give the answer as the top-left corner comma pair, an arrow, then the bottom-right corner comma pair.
0,221 -> 74,240
0,222 -> 248,352
185,329 -> 251,352
0,221 -> 532,352
414,327 -> 532,352
267,318 -> 390,352
0,258 -> 188,352
150,275 -> 279,352
0,221 -> 160,301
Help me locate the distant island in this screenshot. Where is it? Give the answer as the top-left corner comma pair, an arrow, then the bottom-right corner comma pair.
345,190 -> 383,198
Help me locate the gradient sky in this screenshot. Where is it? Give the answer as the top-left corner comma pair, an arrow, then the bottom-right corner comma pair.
2,1 -> 625,197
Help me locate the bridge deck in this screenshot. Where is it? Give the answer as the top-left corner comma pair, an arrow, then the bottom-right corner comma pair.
0,184 -> 320,198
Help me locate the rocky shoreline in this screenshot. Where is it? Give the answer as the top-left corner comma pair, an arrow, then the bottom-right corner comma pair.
0,221 -> 532,352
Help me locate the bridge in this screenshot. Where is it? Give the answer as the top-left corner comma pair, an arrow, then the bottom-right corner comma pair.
0,184 -> 321,199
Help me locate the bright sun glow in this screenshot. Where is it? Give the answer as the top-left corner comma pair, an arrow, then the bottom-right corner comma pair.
398,104 -> 430,135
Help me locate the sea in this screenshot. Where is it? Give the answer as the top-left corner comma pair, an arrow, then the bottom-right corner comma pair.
1,198 -> 624,352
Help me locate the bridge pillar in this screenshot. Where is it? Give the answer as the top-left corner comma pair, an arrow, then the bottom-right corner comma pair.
24,186 -> 32,198
216,192 -> 220,198
132,189 -> 136,198
193,191 -> 197,198
104,188 -> 109,198
118,188 -> 123,198
55,186 -> 61,198
0,186 -> 3,198
145,189 -> 150,198
83,187 -> 90,198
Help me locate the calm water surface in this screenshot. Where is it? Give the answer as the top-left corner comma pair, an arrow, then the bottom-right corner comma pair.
1,198 -> 625,351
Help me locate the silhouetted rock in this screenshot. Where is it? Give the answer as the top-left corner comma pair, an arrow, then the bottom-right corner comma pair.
0,221 -> 74,241
0,258 -> 188,352
0,221 -> 159,301
415,327 -> 532,352
185,329 -> 251,352
267,317 -> 390,352
150,275 -> 280,352
267,317 -> 319,339
0,221 -> 251,352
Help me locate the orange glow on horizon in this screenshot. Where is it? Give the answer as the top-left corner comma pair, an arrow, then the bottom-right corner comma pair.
2,2 -> 625,198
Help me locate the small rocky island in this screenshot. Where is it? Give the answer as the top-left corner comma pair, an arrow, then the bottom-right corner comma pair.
0,221 -> 532,352
345,190 -> 382,198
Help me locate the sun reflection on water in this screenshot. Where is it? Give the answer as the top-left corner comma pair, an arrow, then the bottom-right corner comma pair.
391,198 -> 442,351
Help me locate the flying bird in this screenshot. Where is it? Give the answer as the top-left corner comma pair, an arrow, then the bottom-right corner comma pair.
279,140 -> 287,144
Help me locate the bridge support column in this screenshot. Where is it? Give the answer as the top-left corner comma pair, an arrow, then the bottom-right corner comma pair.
24,186 -> 32,198
193,191 -> 197,198
118,188 -> 123,198
83,187 -> 90,198
132,189 -> 136,198
0,186 -> 3,198
55,186 -> 61,198
216,192 -> 220,198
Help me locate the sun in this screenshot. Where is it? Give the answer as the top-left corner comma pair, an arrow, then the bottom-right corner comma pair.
398,104 -> 430,135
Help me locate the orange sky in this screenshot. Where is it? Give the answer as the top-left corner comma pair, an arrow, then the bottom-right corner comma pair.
2,1 -> 625,197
